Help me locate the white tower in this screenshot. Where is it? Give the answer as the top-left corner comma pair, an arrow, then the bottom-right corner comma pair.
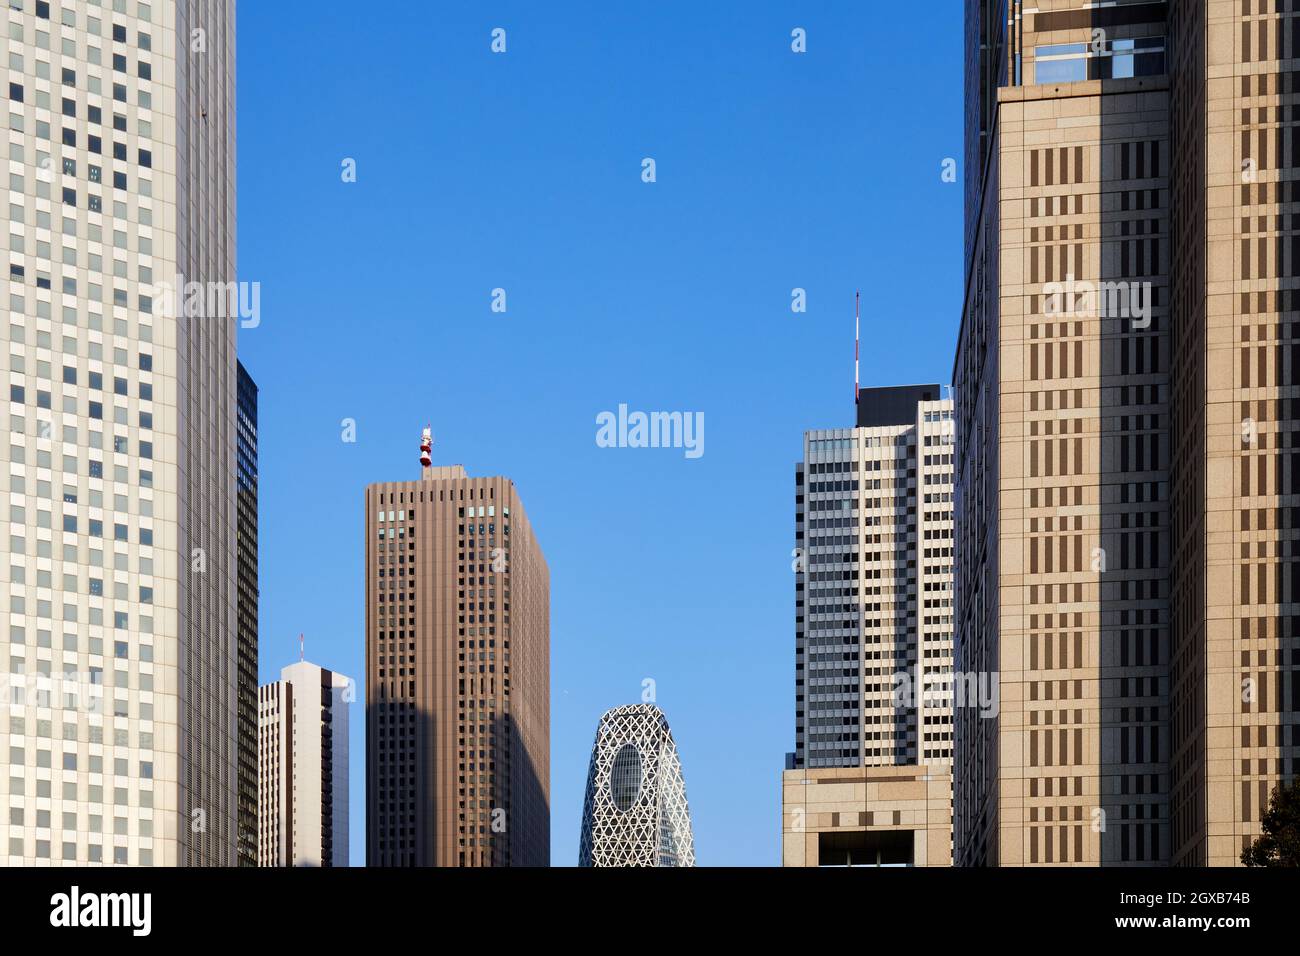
579,704 -> 695,867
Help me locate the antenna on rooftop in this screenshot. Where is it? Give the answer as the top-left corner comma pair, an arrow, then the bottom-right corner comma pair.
854,290 -> 861,404
420,424 -> 433,473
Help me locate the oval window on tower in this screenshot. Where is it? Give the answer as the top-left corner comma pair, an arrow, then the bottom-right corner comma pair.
609,743 -> 643,812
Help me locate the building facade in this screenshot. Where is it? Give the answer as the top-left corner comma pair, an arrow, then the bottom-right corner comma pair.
579,703 -> 694,867
235,361 -> 257,867
953,0 -> 1297,866
783,386 -> 955,866
365,445 -> 550,866
1,1 -> 240,865
258,660 -> 349,867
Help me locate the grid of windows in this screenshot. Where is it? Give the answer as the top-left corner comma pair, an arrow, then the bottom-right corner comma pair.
793,395 -> 955,777
3,0 -> 166,868
366,469 -> 548,867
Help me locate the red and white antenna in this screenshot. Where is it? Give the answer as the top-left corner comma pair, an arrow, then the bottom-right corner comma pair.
854,290 -> 860,403
420,424 -> 433,472
299,632 -> 304,663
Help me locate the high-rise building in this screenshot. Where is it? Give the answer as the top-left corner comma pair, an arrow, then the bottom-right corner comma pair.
782,386 -> 955,867
953,0 -> 1297,866
235,361 -> 258,867
365,432 -> 550,866
1,2 -> 239,865
258,660 -> 350,867
579,703 -> 694,867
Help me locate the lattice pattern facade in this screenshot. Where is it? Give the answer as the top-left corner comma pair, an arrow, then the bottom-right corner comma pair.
579,704 -> 695,867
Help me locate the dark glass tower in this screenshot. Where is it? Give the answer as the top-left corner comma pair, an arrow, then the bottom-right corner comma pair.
236,362 -> 259,867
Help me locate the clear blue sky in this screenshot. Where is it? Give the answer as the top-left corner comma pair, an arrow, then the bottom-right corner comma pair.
235,0 -> 964,866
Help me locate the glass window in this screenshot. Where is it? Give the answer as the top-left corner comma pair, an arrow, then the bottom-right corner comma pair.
1035,56 -> 1086,84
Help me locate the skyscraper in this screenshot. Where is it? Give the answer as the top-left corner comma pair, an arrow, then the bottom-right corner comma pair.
579,703 -> 694,867
235,361 -> 258,867
365,432 -> 550,866
953,0 -> 1297,866
783,386 -> 956,867
1166,0 -> 1298,870
1,1 -> 239,865
258,660 -> 350,867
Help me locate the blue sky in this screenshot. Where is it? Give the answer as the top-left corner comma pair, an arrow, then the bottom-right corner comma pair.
235,0 -> 964,866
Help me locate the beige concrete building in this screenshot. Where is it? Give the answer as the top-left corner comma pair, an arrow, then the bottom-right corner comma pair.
785,387 -> 955,866
365,436 -> 549,866
782,766 -> 953,867
1167,0 -> 1299,867
953,0 -> 1296,866
258,660 -> 350,867
1,1 -> 242,866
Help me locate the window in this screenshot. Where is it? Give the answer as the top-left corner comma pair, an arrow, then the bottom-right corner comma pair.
8,83 -> 22,103
112,24 -> 126,42
1033,37 -> 1165,84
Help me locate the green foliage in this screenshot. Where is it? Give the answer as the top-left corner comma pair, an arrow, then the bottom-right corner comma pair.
1241,777 -> 1300,867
